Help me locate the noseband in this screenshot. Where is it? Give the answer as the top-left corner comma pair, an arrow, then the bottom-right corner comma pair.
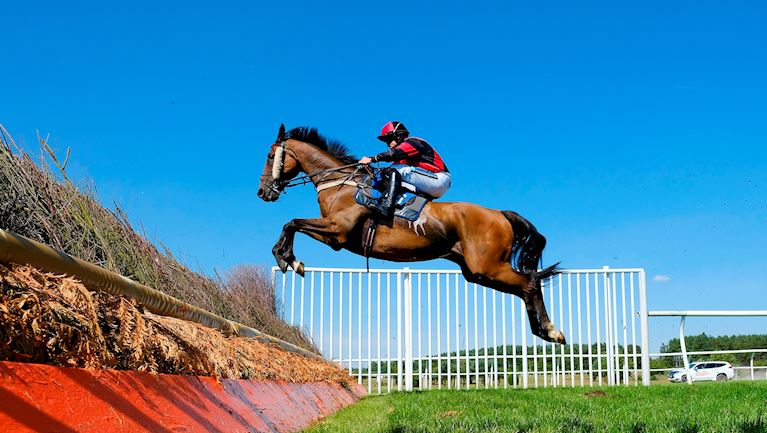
272,141 -> 286,181
262,141 -> 288,197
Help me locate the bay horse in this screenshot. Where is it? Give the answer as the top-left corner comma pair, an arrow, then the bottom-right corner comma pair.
257,124 -> 565,344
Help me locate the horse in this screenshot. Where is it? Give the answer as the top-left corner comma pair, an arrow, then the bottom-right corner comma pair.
257,124 -> 565,344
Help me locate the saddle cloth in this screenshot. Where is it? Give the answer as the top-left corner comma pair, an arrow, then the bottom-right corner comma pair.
354,173 -> 430,221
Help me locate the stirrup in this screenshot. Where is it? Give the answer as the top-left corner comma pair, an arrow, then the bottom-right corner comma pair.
370,201 -> 394,219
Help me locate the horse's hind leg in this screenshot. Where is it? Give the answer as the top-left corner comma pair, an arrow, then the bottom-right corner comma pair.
524,274 -> 566,344
457,257 -> 565,344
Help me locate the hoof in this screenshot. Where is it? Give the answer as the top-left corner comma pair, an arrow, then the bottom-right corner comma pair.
291,260 -> 305,277
277,259 -> 288,273
549,329 -> 567,345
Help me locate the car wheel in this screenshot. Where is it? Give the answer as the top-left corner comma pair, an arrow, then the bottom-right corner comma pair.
716,373 -> 727,381
680,375 -> 686,382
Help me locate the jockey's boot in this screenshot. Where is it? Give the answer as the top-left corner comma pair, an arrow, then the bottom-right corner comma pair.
371,169 -> 401,219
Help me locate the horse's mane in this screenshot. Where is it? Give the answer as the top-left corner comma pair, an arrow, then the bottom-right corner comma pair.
285,127 -> 358,164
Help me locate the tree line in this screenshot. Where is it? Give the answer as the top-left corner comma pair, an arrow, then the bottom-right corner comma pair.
365,343 -> 640,375
357,333 -> 766,375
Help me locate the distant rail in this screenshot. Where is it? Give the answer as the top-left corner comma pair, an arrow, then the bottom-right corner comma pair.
647,309 -> 767,384
649,311 -> 767,317
0,229 -> 321,361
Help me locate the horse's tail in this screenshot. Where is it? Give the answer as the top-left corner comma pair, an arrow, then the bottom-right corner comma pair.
502,210 -> 555,276
529,262 -> 561,290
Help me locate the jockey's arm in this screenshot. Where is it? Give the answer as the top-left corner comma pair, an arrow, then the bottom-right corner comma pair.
359,148 -> 404,165
372,142 -> 418,162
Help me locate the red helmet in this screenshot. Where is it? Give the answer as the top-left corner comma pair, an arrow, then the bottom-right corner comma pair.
377,121 -> 409,143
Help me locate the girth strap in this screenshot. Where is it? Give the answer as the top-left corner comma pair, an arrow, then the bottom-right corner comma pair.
363,218 -> 378,272
315,179 -> 362,193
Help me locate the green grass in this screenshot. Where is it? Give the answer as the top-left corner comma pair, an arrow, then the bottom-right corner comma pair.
306,382 -> 767,433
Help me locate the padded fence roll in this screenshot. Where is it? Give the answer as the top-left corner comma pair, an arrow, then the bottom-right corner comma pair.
0,229 -> 321,361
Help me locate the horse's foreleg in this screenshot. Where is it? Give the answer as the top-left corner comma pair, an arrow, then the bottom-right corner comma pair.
272,234 -> 291,273
273,218 -> 344,276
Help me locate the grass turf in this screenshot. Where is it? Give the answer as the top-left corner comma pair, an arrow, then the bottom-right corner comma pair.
306,382 -> 767,433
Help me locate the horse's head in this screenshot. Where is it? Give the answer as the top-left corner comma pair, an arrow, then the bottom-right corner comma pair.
258,124 -> 302,202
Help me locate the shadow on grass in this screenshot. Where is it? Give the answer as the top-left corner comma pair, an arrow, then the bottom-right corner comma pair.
673,421 -> 700,433
736,415 -> 766,433
559,416 -> 596,433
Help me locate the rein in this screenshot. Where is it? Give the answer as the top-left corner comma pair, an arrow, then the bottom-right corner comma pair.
284,162 -> 365,189
269,140 -> 373,195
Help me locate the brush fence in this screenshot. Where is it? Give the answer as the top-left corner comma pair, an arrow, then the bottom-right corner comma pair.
273,266 -> 650,394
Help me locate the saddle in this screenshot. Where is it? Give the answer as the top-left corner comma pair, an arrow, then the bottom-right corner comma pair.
354,169 -> 432,270
354,171 -> 431,222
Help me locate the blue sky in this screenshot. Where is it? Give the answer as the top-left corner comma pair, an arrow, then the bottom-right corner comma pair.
3,1 -> 766,350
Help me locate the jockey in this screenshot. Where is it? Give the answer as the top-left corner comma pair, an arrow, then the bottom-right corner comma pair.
359,121 -> 451,217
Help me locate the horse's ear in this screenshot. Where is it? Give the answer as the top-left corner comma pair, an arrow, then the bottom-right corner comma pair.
277,124 -> 286,141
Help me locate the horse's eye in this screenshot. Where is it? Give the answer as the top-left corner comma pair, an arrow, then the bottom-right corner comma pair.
268,153 -> 274,160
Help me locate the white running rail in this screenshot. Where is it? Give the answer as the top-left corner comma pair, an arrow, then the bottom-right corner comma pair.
274,265 -> 648,393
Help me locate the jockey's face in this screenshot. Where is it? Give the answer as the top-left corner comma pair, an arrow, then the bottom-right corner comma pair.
387,139 -> 397,149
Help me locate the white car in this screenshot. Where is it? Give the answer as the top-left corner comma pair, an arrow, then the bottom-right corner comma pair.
668,362 -> 700,382
667,362 -> 701,382
667,362 -> 735,382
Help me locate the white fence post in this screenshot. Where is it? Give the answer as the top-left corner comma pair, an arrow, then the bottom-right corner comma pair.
403,268 -> 414,391
397,271 -> 402,391
639,270 -> 651,385
680,315 -> 692,385
602,266 -> 614,386
521,300 -> 528,389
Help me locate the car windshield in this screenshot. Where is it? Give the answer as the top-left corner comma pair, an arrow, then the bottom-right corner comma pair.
670,362 -> 699,373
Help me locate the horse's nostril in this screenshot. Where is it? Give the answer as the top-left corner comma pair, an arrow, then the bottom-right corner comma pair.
257,188 -> 264,198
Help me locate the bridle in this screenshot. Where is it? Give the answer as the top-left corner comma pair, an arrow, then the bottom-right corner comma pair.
266,140 -> 372,198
